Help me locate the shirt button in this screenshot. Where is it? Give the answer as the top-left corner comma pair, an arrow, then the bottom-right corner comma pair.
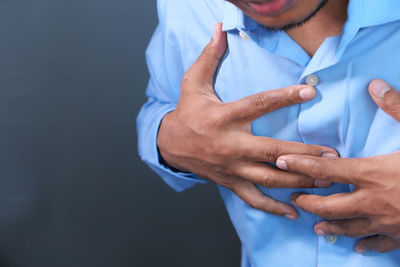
239,31 -> 249,41
325,234 -> 338,245
306,74 -> 319,86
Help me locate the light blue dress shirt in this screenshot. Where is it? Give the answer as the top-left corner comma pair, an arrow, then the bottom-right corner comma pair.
137,0 -> 400,266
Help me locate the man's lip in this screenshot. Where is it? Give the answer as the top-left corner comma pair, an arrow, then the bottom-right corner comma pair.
246,0 -> 291,16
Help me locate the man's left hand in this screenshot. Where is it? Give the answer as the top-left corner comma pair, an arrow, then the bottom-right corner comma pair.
276,79 -> 400,254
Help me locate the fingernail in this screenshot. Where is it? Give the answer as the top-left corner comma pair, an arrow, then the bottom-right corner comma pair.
355,246 -> 366,254
285,213 -> 297,220
276,159 -> 288,170
314,180 -> 331,188
299,87 -> 315,100
372,79 -> 391,99
322,152 -> 338,158
213,23 -> 222,41
213,25 -> 218,41
315,229 -> 326,236
290,194 -> 301,206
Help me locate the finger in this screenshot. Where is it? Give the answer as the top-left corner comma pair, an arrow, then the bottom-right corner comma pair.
276,155 -> 364,185
233,161 -> 330,188
182,23 -> 227,93
314,218 -> 375,238
237,135 -> 338,162
233,180 -> 298,220
290,192 -> 365,219
369,79 -> 400,122
355,235 -> 400,254
225,85 -> 316,121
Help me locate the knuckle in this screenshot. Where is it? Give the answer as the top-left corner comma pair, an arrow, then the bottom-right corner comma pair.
251,93 -> 279,111
366,202 -> 381,217
217,175 -> 236,189
245,198 -> 261,210
262,175 -> 276,188
296,177 -> 313,188
191,111 -> 224,136
208,165 -> 236,188
208,139 -> 233,159
252,94 -> 268,108
263,144 -> 280,161
213,165 -> 230,177
309,161 -> 326,180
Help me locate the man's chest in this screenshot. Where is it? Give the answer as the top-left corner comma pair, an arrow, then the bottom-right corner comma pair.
213,21 -> 400,158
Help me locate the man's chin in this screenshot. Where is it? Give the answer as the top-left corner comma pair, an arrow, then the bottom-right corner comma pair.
246,0 -> 329,31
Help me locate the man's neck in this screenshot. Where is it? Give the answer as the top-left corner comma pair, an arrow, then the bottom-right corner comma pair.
285,0 -> 349,57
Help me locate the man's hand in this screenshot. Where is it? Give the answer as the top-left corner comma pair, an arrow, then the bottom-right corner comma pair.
276,79 -> 400,252
157,23 -> 337,220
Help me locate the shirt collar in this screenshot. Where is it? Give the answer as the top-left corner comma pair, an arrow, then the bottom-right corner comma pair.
337,0 -> 400,57
351,0 -> 400,28
222,2 -> 257,32
222,0 -> 400,57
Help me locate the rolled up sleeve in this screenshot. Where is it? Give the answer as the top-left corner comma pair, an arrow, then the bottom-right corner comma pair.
136,2 -> 206,192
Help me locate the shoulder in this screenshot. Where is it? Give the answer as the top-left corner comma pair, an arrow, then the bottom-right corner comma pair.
157,0 -> 225,39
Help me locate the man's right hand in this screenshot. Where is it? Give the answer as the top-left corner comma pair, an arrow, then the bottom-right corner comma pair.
157,23 -> 337,220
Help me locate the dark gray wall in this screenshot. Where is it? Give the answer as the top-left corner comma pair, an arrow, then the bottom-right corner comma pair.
0,0 -> 240,266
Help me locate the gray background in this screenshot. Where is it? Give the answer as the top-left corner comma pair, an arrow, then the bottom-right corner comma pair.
0,0 -> 240,266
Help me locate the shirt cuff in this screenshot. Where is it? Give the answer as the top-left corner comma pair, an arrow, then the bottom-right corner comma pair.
138,104 -> 206,192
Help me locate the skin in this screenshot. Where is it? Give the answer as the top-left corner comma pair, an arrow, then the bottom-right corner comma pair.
276,79 -> 400,253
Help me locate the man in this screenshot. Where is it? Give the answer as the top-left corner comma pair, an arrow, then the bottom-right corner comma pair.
137,0 -> 400,265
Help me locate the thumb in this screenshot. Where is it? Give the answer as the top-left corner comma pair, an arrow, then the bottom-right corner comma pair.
369,79 -> 400,122
183,23 -> 227,90
355,235 -> 399,254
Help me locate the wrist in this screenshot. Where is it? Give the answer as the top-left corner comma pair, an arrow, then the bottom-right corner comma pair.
157,111 -> 188,172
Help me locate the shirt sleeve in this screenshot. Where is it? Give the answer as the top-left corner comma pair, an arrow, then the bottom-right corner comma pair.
136,1 -> 206,192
